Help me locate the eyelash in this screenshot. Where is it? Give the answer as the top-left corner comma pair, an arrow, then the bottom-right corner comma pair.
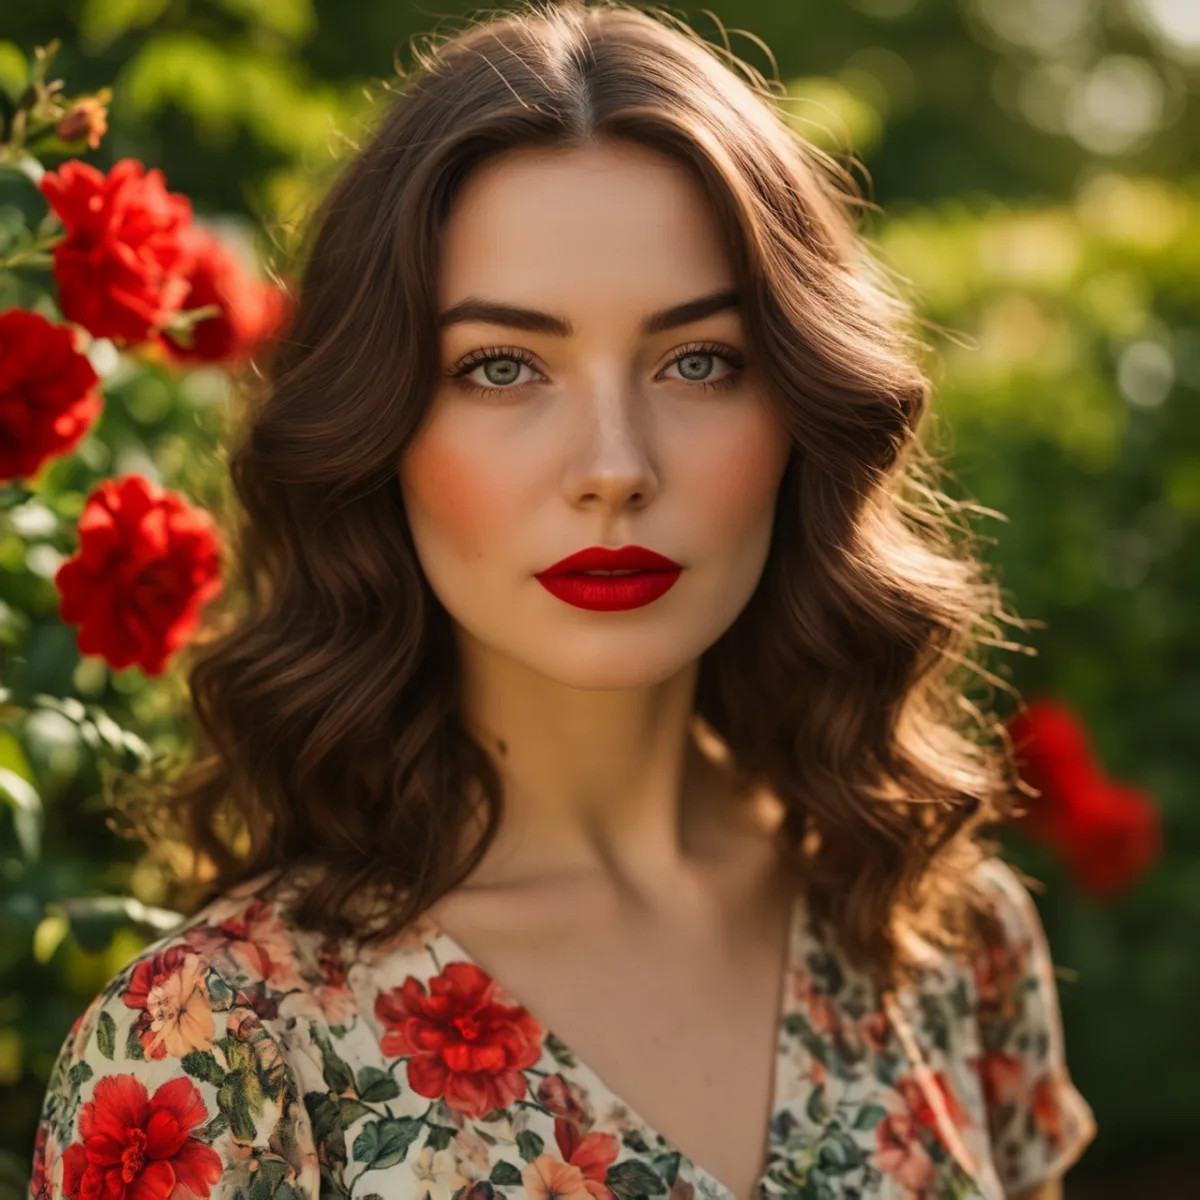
446,341 -> 747,396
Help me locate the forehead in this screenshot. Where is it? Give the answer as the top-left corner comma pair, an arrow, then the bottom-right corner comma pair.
437,140 -> 735,314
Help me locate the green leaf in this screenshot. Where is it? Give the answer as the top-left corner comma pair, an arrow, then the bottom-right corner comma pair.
0,762 -> 43,862
805,1082 -> 828,1124
0,41 -> 28,101
78,0 -> 172,51
515,1130 -> 543,1162
95,1010 -> 116,1060
248,1156 -> 291,1200
489,1161 -> 523,1186
356,1065 -> 400,1102
352,1116 -> 422,1170
604,1159 -> 667,1198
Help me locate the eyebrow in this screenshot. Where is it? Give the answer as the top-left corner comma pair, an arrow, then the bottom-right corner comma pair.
437,287 -> 741,337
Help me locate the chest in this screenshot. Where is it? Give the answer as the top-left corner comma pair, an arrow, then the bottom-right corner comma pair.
425,896 -> 795,1200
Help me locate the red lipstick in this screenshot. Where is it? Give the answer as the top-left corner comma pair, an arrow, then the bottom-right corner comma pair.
535,545 -> 683,612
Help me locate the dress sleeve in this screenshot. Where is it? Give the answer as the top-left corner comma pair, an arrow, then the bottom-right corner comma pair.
970,857 -> 1098,1197
28,946 -> 319,1200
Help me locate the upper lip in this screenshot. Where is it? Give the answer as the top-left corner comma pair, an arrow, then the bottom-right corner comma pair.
537,545 -> 682,576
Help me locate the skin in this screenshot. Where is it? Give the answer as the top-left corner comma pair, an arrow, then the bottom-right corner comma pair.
399,137 -> 794,907
397,137 -> 1068,1200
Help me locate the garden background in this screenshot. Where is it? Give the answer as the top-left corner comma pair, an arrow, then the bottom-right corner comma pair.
0,0 -> 1197,1195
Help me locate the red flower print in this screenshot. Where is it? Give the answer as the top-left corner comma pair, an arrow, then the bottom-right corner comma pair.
29,1122 -> 59,1200
976,1051 -> 1025,1108
157,227 -> 291,366
374,961 -> 545,1119
523,1125 -> 619,1200
38,159 -> 195,346
896,1069 -> 971,1132
184,897 -> 307,993
122,946 -> 215,1058
536,1072 -> 590,1124
59,1074 -> 223,1200
54,473 -> 222,676
1031,1070 -> 1066,1150
874,1111 -> 936,1197
1009,698 -> 1161,898
0,308 -> 102,483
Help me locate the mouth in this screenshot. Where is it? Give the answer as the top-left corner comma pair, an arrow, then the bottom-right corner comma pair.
536,545 -> 682,577
534,547 -> 683,612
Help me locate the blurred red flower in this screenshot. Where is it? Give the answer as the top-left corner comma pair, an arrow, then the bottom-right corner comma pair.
158,226 -> 292,366
1009,698 -> 1161,898
38,158 -> 195,346
0,307 -> 102,482
55,474 -> 223,677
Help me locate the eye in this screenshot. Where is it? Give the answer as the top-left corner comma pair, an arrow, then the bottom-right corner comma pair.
447,346 -> 542,395
659,342 -> 746,392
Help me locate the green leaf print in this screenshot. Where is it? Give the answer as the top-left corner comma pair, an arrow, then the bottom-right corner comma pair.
489,1161 -> 524,1186
197,1112 -> 230,1144
310,1022 -> 355,1094
95,1010 -> 115,1059
805,1082 -> 829,1123
303,1092 -> 342,1143
851,1103 -> 887,1131
815,1129 -> 866,1172
218,1065 -> 265,1142
67,1061 -> 92,1090
206,971 -> 237,1008
247,1156 -> 292,1200
425,1124 -> 458,1151
353,1116 -> 423,1170
182,1049 -> 227,1086
515,1130 -> 544,1161
545,1032 -> 576,1067
337,1097 -> 374,1127
605,1159 -> 667,1198
356,1065 -> 400,1102
124,1019 -> 145,1060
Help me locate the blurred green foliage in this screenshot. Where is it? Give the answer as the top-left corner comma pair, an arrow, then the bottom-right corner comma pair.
1,0 -> 1197,1192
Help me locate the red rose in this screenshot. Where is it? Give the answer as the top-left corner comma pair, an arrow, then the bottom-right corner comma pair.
374,961 -> 545,1119
60,1074 -> 223,1200
39,158 -> 195,346
1009,698 -> 1161,897
158,227 -> 291,366
0,308 -> 102,482
55,474 -> 223,676
1057,781 -> 1161,899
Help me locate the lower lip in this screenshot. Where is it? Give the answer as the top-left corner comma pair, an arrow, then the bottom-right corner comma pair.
535,570 -> 682,611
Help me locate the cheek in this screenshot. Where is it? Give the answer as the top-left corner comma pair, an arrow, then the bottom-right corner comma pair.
400,428 -> 512,561
686,411 -> 790,534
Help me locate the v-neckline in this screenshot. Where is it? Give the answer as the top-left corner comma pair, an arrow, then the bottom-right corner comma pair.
420,887 -> 804,1200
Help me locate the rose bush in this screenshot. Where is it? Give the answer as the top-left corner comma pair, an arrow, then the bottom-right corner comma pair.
0,40 -> 290,1168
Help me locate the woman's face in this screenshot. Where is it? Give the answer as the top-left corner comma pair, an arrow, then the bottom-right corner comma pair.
399,138 -> 792,689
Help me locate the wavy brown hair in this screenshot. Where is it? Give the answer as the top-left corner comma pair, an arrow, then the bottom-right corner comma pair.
118,0 -> 1033,993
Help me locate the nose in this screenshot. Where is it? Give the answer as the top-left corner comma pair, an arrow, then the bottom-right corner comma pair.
562,380 -> 659,512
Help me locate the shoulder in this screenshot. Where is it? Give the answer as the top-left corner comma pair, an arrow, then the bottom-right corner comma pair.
30,870 -> 353,1200
961,856 -> 1099,1195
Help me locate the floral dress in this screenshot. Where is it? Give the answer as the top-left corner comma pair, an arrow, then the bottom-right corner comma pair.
28,856 -> 1096,1200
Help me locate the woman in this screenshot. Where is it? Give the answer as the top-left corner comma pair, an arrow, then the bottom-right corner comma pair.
29,2 -> 1097,1198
